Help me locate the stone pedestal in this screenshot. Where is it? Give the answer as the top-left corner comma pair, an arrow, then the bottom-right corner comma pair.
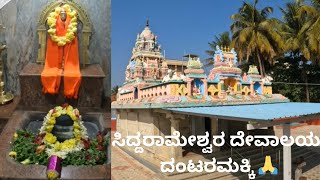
19,63 -> 105,112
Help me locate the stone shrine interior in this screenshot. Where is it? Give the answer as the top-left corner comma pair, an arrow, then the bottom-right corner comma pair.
0,1 -> 110,179
19,1 -> 106,112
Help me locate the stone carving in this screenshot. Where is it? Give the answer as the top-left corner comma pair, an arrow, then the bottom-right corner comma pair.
243,73 -> 248,82
262,76 -> 273,84
162,70 -> 186,82
156,96 -> 181,103
192,84 -> 201,96
187,57 -> 203,69
248,65 -> 260,75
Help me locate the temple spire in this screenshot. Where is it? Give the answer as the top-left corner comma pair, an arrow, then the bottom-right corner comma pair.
146,19 -> 149,27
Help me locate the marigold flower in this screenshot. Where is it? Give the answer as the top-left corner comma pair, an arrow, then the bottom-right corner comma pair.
47,171 -> 59,180
45,133 -> 57,144
13,132 -> 18,140
21,159 -> 30,165
54,142 -> 61,151
73,122 -> 80,129
45,125 -> 54,133
61,139 -> 76,150
8,151 -> 17,158
47,117 -> 56,125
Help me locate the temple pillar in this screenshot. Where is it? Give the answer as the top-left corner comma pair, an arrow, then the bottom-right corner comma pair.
260,82 -> 264,95
250,82 -> 254,95
187,79 -> 192,96
283,123 -> 291,180
168,114 -> 183,159
210,118 -> 220,152
125,110 -> 129,136
219,79 -> 225,96
236,81 -> 242,95
202,79 -> 208,96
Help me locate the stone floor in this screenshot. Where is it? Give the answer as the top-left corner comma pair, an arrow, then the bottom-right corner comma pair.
111,146 -> 161,180
303,164 -> 320,180
274,124 -> 320,137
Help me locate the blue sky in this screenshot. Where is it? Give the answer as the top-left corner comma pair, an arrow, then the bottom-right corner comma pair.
112,0 -> 293,87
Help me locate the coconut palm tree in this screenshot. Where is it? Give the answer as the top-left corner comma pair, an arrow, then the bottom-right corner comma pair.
205,31 -> 231,66
296,0 -> 320,64
230,0 -> 284,77
280,2 -> 310,57
280,1 -> 311,102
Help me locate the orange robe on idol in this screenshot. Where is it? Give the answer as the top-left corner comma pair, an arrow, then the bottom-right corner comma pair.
41,14 -> 81,99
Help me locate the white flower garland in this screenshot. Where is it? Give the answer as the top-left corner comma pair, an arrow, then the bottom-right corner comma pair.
39,105 -> 88,159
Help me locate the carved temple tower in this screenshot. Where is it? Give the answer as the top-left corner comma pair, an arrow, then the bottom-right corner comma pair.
120,21 -> 168,99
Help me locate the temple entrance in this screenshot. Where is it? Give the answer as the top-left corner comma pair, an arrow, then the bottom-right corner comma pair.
191,78 -> 204,95
134,87 -> 138,99
224,78 -> 237,92
254,82 -> 262,94
204,117 -> 212,138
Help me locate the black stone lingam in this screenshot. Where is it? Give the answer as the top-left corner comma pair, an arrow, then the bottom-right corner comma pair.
52,114 -> 74,142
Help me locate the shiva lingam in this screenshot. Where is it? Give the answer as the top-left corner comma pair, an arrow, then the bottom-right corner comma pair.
52,114 -> 74,142
0,41 -> 14,105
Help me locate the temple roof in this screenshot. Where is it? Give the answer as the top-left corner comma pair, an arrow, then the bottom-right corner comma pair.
163,59 -> 188,66
140,20 -> 154,40
138,20 -> 155,40
131,20 -> 162,59
164,102 -> 320,122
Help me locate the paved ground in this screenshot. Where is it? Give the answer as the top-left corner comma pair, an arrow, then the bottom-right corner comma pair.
111,145 -> 162,180
274,124 -> 320,138
303,164 -> 320,180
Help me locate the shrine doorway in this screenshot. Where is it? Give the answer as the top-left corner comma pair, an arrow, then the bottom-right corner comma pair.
204,117 -> 212,138
224,78 -> 237,91
134,88 -> 138,99
192,78 -> 204,94
254,82 -> 262,94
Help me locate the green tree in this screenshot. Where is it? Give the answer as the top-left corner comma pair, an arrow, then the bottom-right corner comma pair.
280,2 -> 309,57
230,0 -> 284,77
111,85 -> 119,94
279,2 -> 312,101
205,32 -> 231,66
279,0 -> 320,101
296,0 -> 320,64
